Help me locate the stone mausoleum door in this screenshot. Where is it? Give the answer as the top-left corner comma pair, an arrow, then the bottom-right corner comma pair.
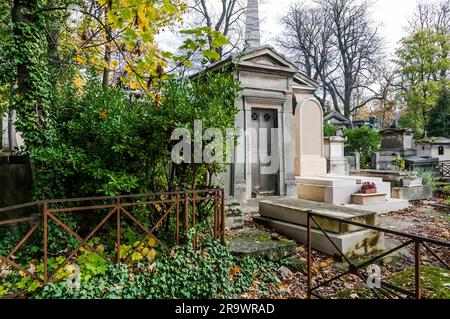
250,108 -> 278,197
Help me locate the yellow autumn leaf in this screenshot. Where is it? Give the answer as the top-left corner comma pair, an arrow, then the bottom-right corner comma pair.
96,244 -> 105,254
110,60 -> 118,70
319,261 -> 328,268
325,258 -> 334,264
146,249 -> 157,261
124,65 -> 132,73
74,74 -> 85,88
141,247 -> 149,256
19,270 -> 26,277
129,81 -> 138,90
75,55 -> 85,64
148,237 -> 157,247
131,252 -> 143,261
99,109 -> 108,120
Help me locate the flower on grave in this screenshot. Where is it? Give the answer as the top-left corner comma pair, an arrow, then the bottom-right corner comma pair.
361,182 -> 377,193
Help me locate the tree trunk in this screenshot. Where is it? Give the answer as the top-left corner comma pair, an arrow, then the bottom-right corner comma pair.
102,4 -> 112,87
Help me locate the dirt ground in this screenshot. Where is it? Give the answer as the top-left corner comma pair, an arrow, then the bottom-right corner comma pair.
237,197 -> 450,299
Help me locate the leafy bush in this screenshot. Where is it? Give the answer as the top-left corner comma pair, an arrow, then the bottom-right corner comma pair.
426,88 -> 450,138
392,155 -> 406,172
415,168 -> 437,188
324,123 -> 337,137
344,126 -> 381,169
31,239 -> 280,299
31,72 -> 240,200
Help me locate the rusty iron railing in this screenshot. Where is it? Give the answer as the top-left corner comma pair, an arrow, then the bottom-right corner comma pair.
306,210 -> 450,299
435,161 -> 450,179
409,160 -> 450,180
0,189 -> 225,288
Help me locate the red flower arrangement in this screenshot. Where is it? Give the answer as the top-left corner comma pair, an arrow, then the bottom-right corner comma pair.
361,182 -> 377,194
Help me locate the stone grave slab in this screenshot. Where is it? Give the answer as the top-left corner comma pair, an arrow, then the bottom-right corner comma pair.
259,197 -> 377,234
228,229 -> 297,261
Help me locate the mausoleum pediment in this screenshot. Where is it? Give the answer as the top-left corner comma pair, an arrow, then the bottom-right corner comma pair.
236,46 -> 298,73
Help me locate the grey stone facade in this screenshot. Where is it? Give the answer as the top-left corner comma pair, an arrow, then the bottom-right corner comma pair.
203,46 -> 318,200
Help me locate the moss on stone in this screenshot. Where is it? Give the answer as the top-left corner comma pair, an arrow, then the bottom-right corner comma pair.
388,266 -> 450,299
327,266 -> 450,299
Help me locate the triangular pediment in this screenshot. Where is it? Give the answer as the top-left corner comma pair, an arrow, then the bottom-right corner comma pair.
236,46 -> 298,72
245,53 -> 291,68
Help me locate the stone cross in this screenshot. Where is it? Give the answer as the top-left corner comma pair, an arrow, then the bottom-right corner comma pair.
245,0 -> 261,48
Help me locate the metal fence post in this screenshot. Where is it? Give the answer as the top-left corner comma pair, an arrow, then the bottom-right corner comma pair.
307,210 -> 312,299
43,201 -> 48,284
116,197 -> 121,263
176,193 -> 180,244
415,240 -> 421,299
221,189 -> 225,244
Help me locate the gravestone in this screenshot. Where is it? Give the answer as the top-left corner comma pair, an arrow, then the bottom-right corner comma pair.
294,97 -> 327,177
324,136 -> 349,175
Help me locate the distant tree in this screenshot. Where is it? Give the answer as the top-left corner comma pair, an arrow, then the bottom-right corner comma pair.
426,88 -> 450,138
278,0 -> 386,117
394,29 -> 449,135
407,0 -> 449,36
188,0 -> 246,60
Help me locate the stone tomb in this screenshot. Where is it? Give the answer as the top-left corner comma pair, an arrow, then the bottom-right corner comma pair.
352,169 -> 433,201
256,198 -> 385,258
295,174 -> 409,213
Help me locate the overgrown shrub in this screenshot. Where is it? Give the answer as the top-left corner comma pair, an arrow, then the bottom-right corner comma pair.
31,72 -> 240,200
344,126 -> 381,169
324,123 -> 337,137
30,239 -> 280,299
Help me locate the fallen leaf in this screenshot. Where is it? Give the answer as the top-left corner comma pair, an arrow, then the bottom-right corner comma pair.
230,265 -> 240,277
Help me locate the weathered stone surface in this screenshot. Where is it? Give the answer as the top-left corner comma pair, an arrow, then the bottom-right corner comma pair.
283,256 -> 307,273
225,216 -> 244,230
259,197 -> 377,234
345,198 -> 409,214
228,230 -> 297,261
254,216 -> 385,258
332,238 -> 410,271
392,185 -> 433,200
278,266 -> 292,280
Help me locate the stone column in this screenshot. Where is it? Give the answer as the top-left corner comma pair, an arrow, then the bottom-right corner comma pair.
354,152 -> 361,171
233,96 -> 247,201
323,136 -> 349,175
282,96 -> 296,195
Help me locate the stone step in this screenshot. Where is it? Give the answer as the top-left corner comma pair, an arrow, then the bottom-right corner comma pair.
296,176 -> 356,186
345,198 -> 410,214
254,216 -> 385,258
259,197 -> 377,234
296,177 -> 392,206
327,174 -> 384,184
351,193 -> 387,205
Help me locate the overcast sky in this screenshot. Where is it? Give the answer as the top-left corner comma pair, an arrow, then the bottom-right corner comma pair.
158,0 -> 420,57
